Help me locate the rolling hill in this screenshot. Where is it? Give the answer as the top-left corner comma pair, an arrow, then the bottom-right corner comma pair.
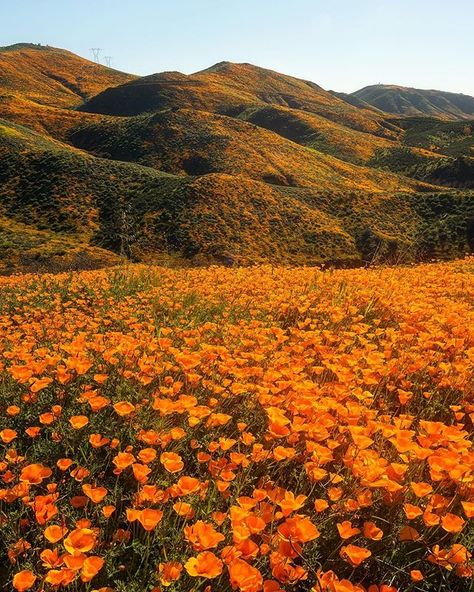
352,84 -> 474,120
0,44 -> 473,271
0,43 -> 135,107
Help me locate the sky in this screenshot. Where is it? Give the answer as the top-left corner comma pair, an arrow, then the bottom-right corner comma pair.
1,0 -> 473,95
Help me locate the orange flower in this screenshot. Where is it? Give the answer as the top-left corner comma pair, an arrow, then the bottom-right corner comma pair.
184,521 -> 225,550
314,499 -> 329,512
44,568 -> 76,586
113,401 -> 136,416
20,463 -> 52,484
44,524 -> 68,543
12,570 -> 36,591
69,415 -> 89,429
410,570 -> 424,581
138,448 -> 157,464
126,508 -> 163,531
461,501 -> 474,519
173,501 -> 195,519
403,503 -> 422,519
158,561 -> 183,586
185,551 -> 223,578
228,558 -> 263,592
411,482 -> 433,497
82,484 -> 108,503
132,463 -> 151,484
160,452 -> 184,473
337,521 -> 361,540
102,505 -> 116,518
63,528 -> 97,555
441,513 -> 465,534
113,452 -> 136,470
363,521 -> 383,540
277,516 -> 320,543
340,544 -> 372,567
57,458 -> 73,471
0,429 -> 17,443
81,556 -> 104,582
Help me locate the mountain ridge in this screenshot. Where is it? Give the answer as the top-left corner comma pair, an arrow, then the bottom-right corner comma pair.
352,84 -> 474,120
0,44 -> 473,272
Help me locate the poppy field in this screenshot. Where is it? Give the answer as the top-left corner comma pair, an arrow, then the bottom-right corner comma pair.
1,259 -> 474,592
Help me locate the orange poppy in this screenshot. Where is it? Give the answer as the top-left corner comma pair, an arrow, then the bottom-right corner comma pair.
158,561 -> 183,586
19,463 -> 52,484
184,521 -> 225,550
441,513 -> 465,534
82,484 -> 108,503
44,524 -> 68,543
363,521 -> 383,540
228,558 -> 263,592
340,545 -> 372,567
12,570 -> 36,591
160,452 -> 184,473
185,551 -> 223,578
337,521 -> 361,540
81,556 -> 105,582
69,415 -> 89,429
63,528 -> 97,554
113,401 -> 136,416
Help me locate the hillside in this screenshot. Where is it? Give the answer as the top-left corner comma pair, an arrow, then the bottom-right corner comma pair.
69,109 -> 426,192
1,118 -> 473,272
0,47 -> 473,271
80,62 -> 399,139
353,84 -> 474,120
0,43 -> 135,107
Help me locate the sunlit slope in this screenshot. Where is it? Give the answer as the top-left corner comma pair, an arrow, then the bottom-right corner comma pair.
69,109 -> 429,193
1,119 -> 473,269
353,84 -> 474,120
81,62 -> 398,139
0,43 -> 135,107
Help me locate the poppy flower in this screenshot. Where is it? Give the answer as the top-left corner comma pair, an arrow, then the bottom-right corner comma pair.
81,556 -> 104,582
82,484 -> 108,503
158,561 -> 183,586
337,521 -> 361,539
44,524 -> 68,543
20,463 -> 52,484
340,544 -> 372,567
69,415 -> 89,429
441,513 -> 465,534
228,558 -> 264,592
185,551 -> 223,578
160,452 -> 184,473
12,570 -> 36,591
113,401 -> 136,416
0,429 -> 17,443
184,520 -> 225,551
363,521 -> 383,540
63,528 -> 97,554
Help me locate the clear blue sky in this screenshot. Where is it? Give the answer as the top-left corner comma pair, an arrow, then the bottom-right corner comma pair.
2,0 -> 473,95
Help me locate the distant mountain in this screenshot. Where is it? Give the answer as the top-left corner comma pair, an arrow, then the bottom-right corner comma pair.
0,46 -> 473,271
352,84 -> 474,120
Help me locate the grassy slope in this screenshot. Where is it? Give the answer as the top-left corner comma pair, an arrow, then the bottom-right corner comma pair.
80,62 -> 398,139
0,49 -> 473,270
0,44 -> 135,107
353,84 -> 474,120
68,109 -> 429,193
1,119 -> 473,270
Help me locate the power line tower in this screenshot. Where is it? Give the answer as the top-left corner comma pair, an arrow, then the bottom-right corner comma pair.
104,56 -> 113,68
90,48 -> 102,64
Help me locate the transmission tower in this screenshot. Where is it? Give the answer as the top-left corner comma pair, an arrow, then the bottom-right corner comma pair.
104,56 -> 113,68
90,48 -> 102,64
